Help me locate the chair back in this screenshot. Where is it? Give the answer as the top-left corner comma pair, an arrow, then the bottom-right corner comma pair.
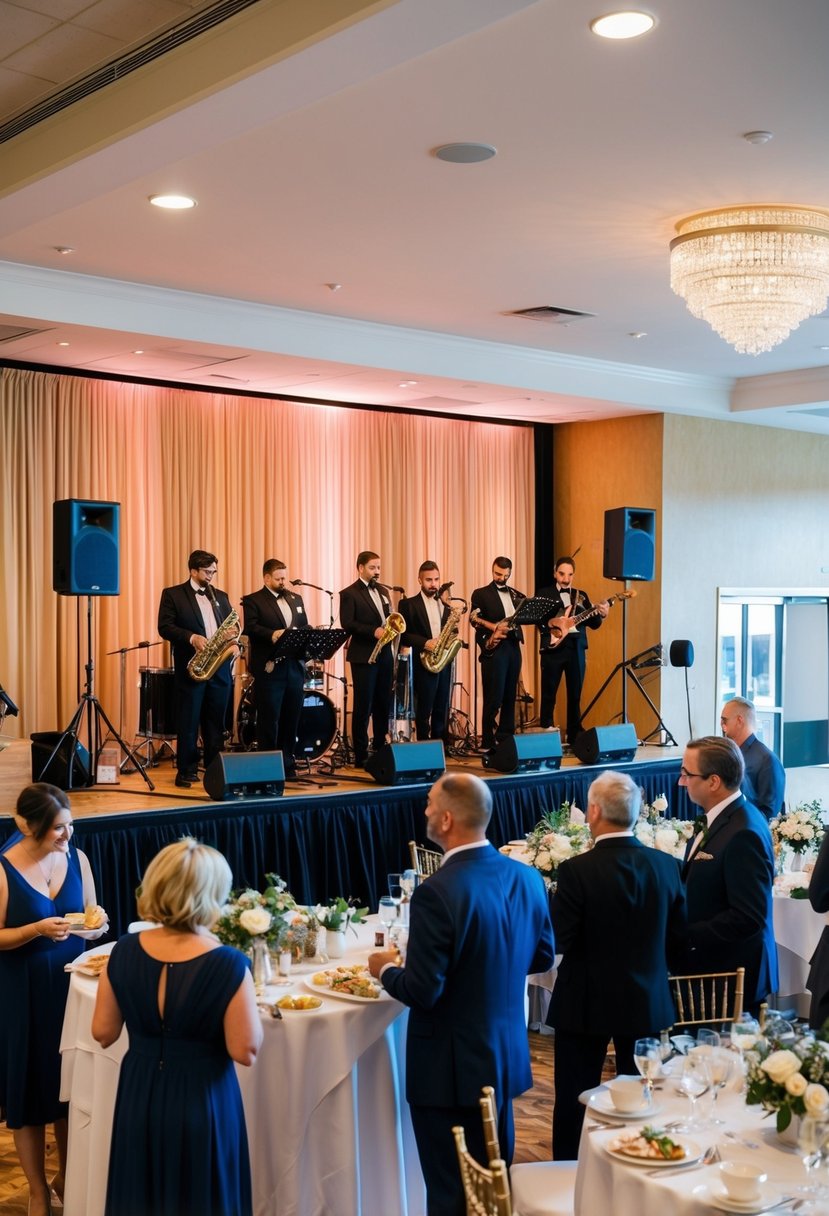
670,966 -> 745,1028
452,1125 -> 512,1216
409,839 -> 442,878
480,1086 -> 500,1165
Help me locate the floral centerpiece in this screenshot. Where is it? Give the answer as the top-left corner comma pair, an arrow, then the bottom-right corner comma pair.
524,802 -> 592,887
215,873 -> 311,953
314,897 -> 369,936
746,1025 -> 829,1132
770,801 -> 826,861
632,792 -> 696,859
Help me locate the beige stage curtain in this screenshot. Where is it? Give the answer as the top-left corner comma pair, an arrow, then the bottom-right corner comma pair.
0,367 -> 536,767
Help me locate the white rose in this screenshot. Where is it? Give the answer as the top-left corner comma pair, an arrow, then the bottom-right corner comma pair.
239,907 -> 272,935
548,835 -> 575,864
760,1050 -> 802,1084
654,827 -> 679,853
653,795 -> 668,814
805,1083 -> 829,1117
634,822 -> 654,846
534,849 -> 553,872
785,1072 -> 808,1096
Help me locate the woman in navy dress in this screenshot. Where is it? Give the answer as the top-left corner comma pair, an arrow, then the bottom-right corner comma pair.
0,783 -> 106,1216
93,838 -> 262,1216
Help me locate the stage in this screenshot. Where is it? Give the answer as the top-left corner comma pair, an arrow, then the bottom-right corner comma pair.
0,738 -> 689,937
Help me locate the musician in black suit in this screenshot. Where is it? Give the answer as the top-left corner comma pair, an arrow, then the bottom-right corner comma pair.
242,560 -> 307,779
399,562 -> 453,742
157,550 -> 236,788
536,555 -> 608,745
339,551 -> 394,768
547,769 -> 686,1159
470,557 -> 525,752
680,736 -> 778,1009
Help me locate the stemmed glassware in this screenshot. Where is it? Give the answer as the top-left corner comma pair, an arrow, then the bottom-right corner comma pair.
675,1052 -> 713,1131
633,1038 -> 662,1103
797,1116 -> 829,1195
378,896 -> 398,946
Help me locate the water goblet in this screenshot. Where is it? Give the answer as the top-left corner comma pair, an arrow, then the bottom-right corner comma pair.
378,896 -> 398,946
676,1053 -> 712,1131
697,1028 -> 721,1049
633,1037 -> 661,1102
797,1116 -> 829,1194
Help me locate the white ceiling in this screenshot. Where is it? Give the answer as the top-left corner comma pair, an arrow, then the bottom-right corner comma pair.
2,0 -> 829,431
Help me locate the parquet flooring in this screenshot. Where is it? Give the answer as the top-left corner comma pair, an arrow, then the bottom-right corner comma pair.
0,1029 -> 608,1209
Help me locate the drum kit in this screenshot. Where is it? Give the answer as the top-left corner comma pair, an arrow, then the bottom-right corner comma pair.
234,663 -> 338,762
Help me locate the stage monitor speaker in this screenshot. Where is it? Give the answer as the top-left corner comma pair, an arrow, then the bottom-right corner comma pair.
53,499 -> 120,596
670,639 -> 695,668
364,742 -> 446,786
603,507 -> 655,582
484,732 -> 562,774
203,751 -> 285,800
30,732 -> 91,788
572,723 -> 638,765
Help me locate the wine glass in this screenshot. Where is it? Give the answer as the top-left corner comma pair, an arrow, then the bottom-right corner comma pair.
633,1038 -> 661,1102
697,1028 -> 721,1049
675,1053 -> 712,1131
400,870 -> 417,898
797,1117 -> 829,1194
730,1014 -> 761,1055
707,1046 -> 733,1123
378,896 -> 398,945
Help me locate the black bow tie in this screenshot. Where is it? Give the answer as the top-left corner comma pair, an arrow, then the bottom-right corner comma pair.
196,589 -> 208,597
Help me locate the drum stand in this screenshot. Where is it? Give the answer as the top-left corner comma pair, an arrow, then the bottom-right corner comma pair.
104,638 -> 164,772
320,670 -> 354,770
39,596 -> 155,791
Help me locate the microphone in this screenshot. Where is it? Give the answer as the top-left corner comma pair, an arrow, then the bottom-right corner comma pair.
289,579 -> 303,586
138,640 -> 151,648
291,579 -> 332,594
438,581 -> 454,596
386,584 -> 406,594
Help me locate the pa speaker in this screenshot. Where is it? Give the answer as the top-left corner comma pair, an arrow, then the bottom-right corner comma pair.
203,751 -> 284,800
603,507 -> 655,582
484,733 -> 562,774
572,723 -> 638,765
30,732 -> 91,788
53,499 -> 120,596
364,742 -> 446,786
670,639 -> 694,668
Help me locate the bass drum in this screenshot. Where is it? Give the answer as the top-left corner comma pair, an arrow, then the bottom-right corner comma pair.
138,667 -> 176,738
297,692 -> 336,761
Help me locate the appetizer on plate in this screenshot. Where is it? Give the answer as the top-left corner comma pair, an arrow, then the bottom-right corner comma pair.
312,965 -> 381,999
609,1126 -> 686,1161
276,995 -> 322,1011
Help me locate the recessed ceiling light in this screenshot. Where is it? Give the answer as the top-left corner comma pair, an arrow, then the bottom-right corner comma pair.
628,331 -> 648,339
743,130 -> 773,145
148,193 -> 197,210
133,349 -> 144,355
399,380 -> 418,388
590,11 -> 656,39
325,283 -> 342,292
433,143 -> 497,164
57,341 -> 70,347
53,245 -> 74,255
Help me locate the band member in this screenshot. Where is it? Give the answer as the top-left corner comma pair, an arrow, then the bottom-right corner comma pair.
400,562 -> 453,743
242,560 -> 307,780
158,550 -> 236,788
536,555 -> 608,746
339,552 -> 395,769
470,557 -> 525,753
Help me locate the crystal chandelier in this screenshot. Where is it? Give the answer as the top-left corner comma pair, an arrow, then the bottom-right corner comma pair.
669,205 -> 829,355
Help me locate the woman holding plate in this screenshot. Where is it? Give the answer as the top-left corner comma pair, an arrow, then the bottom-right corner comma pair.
0,782 -> 106,1216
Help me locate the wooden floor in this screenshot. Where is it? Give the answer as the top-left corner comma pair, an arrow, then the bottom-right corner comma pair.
0,1030 -> 615,1210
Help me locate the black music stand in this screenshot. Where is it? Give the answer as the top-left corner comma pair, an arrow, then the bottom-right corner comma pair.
510,595 -> 560,628
269,629 -> 349,781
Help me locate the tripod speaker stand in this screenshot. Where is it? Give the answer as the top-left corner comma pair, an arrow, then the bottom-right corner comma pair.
579,591 -> 677,746
37,596 -> 155,790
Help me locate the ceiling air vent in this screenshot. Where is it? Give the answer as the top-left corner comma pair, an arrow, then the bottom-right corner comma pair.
0,325 -> 50,344
510,306 -> 595,324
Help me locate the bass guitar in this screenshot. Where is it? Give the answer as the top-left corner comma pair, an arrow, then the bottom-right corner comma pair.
544,590 -> 636,650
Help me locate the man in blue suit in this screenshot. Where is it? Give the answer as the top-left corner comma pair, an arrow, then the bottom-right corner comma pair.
680,735 -> 778,1009
546,770 -> 687,1159
368,773 -> 554,1216
720,697 -> 785,820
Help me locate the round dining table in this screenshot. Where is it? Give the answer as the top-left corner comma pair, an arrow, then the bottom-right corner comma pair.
59,922 -> 426,1216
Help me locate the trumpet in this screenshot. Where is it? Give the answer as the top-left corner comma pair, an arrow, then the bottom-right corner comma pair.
368,612 -> 406,664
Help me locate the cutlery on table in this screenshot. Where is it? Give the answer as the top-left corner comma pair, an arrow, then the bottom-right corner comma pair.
645,1143 -> 721,1177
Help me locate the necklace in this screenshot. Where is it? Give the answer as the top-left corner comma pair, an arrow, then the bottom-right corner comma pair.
22,844 -> 58,890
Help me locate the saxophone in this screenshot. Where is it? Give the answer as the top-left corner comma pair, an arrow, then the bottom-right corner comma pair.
368,612 -> 406,664
421,592 -> 467,674
187,587 -> 242,681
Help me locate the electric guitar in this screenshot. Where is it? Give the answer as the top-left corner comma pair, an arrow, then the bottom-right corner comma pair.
544,590 -> 636,650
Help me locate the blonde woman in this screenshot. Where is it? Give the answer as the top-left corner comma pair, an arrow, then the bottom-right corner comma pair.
0,783 -> 105,1216
93,838 -> 261,1216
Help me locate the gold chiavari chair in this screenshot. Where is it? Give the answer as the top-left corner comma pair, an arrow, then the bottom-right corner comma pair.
409,840 -> 442,878
669,967 -> 745,1029
479,1086 -> 576,1216
453,1125 -> 512,1216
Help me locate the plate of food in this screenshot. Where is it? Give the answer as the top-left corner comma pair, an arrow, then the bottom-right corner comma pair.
65,907 -> 109,938
65,952 -> 110,978
274,995 -> 324,1012
587,1090 -> 663,1121
305,964 -> 388,1002
605,1127 -> 702,1168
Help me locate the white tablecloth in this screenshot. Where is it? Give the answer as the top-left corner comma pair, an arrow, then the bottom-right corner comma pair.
576,1072 -> 816,1216
59,924 -> 426,1216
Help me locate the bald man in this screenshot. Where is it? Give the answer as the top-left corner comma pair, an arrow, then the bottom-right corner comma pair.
369,773 -> 554,1216
720,697 -> 785,820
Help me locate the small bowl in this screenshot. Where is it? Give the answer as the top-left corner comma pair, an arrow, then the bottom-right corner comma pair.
607,1076 -> 648,1113
718,1161 -> 768,1202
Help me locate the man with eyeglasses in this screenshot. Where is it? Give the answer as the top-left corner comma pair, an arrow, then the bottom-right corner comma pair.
158,550 -> 237,788
679,735 -> 777,1009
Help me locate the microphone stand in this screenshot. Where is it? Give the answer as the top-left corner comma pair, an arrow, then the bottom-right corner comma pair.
105,639 -> 163,770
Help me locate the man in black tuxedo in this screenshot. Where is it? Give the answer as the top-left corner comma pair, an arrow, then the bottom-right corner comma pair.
339,550 -> 394,768
242,559 -> 308,779
399,561 -> 453,742
547,770 -> 686,1160
470,557 -> 525,752
720,697 -> 785,820
680,735 -> 778,1009
157,549 -> 237,788
368,773 -> 555,1216
536,555 -> 608,746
